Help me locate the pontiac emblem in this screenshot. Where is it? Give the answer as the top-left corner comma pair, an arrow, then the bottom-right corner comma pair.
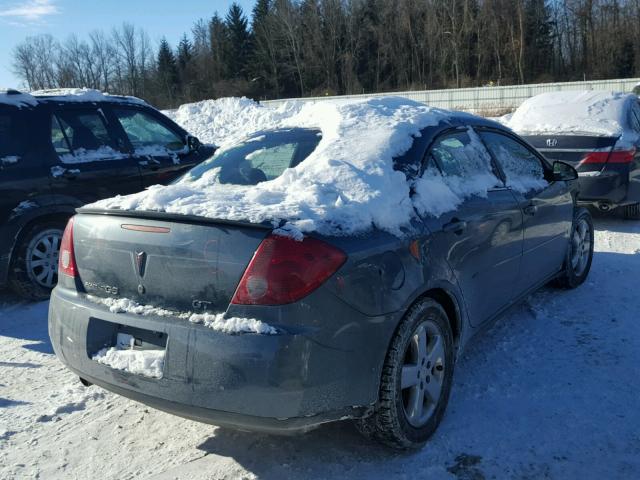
546,138 -> 558,147
135,251 -> 147,278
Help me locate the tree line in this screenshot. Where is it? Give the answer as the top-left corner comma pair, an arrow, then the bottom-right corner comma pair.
11,0 -> 640,109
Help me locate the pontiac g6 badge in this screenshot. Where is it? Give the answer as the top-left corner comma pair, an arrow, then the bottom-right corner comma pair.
135,251 -> 147,278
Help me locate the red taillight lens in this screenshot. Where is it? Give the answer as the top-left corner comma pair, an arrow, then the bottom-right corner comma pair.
581,148 -> 636,164
59,217 -> 77,277
231,234 -> 347,305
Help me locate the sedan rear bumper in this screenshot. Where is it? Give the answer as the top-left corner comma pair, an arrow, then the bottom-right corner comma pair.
48,287 -> 393,433
577,164 -> 640,207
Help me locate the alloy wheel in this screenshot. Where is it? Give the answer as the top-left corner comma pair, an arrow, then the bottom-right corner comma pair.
401,319 -> 446,428
26,229 -> 63,289
570,218 -> 591,277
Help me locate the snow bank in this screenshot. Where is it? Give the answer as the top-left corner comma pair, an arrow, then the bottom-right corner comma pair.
93,347 -> 165,379
164,96 -> 302,147
507,90 -> 632,136
87,295 -> 277,335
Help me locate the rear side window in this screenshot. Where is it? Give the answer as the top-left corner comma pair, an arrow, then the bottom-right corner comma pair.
51,109 -> 121,163
479,131 -> 547,192
183,129 -> 321,185
113,108 -> 184,152
428,130 -> 500,182
0,110 -> 25,163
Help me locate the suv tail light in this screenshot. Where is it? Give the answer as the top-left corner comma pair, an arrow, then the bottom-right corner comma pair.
59,217 -> 77,278
231,234 -> 346,305
581,147 -> 636,165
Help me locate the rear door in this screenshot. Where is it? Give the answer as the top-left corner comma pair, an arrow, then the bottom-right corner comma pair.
47,105 -> 143,204
108,105 -> 198,186
479,130 -> 573,294
420,128 -> 523,327
0,105 -> 50,222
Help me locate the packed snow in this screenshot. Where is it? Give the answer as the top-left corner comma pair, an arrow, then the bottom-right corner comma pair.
59,146 -> 128,164
1,215 -> 639,479
93,97 -> 526,237
92,346 -> 165,379
50,166 -> 80,178
506,90 -> 634,137
87,295 -> 276,335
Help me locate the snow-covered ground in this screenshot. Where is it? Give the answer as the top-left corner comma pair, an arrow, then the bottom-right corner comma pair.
1,214 -> 639,479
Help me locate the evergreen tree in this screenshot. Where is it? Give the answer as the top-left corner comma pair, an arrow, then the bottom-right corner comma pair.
156,37 -> 179,105
225,3 -> 250,79
209,13 -> 229,82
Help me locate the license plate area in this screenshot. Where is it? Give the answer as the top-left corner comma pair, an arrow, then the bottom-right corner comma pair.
87,318 -> 168,379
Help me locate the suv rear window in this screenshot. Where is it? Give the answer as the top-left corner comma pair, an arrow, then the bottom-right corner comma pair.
183,129 -> 322,185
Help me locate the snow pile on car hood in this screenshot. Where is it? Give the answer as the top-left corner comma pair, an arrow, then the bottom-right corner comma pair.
93,97 -> 467,236
507,90 -> 632,137
164,96 -> 302,147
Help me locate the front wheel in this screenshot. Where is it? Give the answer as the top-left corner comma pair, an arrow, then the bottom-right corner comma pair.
356,298 -> 455,450
554,208 -> 594,289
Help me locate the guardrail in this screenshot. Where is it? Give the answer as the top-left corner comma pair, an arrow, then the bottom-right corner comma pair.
261,78 -> 640,115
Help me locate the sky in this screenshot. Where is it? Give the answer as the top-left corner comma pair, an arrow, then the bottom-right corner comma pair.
0,0 -> 255,89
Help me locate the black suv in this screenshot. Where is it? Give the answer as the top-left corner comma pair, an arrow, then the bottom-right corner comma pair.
0,89 -> 215,300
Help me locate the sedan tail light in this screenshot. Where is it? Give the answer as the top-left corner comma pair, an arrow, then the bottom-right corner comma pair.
231,234 -> 346,305
581,147 -> 636,165
59,217 -> 77,278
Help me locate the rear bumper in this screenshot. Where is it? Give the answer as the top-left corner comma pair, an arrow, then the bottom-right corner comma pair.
577,164 -> 640,206
48,287 -> 395,433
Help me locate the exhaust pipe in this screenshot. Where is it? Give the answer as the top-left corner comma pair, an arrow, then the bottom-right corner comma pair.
79,377 -> 92,387
598,202 -> 612,212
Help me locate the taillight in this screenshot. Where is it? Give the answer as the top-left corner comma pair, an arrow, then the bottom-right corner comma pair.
581,147 -> 636,164
231,234 -> 347,305
59,217 -> 77,277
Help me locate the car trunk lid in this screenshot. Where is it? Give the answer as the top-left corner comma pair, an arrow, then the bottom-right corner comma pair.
72,210 -> 270,313
522,134 -> 619,171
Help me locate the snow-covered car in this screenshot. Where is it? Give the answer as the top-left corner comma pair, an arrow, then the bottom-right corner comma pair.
48,97 -> 594,449
507,90 -> 640,218
0,88 -> 213,300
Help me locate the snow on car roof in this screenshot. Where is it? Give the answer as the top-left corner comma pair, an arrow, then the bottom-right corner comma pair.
507,90 -> 633,137
92,96 -> 461,237
0,88 -> 146,108
92,96 -> 529,237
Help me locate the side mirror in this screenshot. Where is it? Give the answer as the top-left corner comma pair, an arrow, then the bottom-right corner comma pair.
553,161 -> 578,181
186,135 -> 201,152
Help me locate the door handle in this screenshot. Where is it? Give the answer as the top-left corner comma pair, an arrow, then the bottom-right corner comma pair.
442,219 -> 467,234
523,204 -> 538,216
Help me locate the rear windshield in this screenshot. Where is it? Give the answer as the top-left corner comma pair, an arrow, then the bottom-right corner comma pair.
183,128 -> 322,185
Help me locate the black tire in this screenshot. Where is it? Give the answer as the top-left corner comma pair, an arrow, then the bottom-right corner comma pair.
554,207 -> 594,289
9,221 -> 65,301
622,203 -> 640,220
356,298 -> 455,450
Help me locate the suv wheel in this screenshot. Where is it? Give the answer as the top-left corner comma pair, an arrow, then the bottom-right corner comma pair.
554,208 -> 594,289
356,298 -> 454,450
9,222 -> 65,301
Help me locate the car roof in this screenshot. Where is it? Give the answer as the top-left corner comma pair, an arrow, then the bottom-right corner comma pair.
0,88 -> 147,109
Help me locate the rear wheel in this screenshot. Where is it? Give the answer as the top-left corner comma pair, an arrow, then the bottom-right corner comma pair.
357,298 -> 454,450
9,222 -> 65,301
554,208 -> 593,289
622,203 -> 640,220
